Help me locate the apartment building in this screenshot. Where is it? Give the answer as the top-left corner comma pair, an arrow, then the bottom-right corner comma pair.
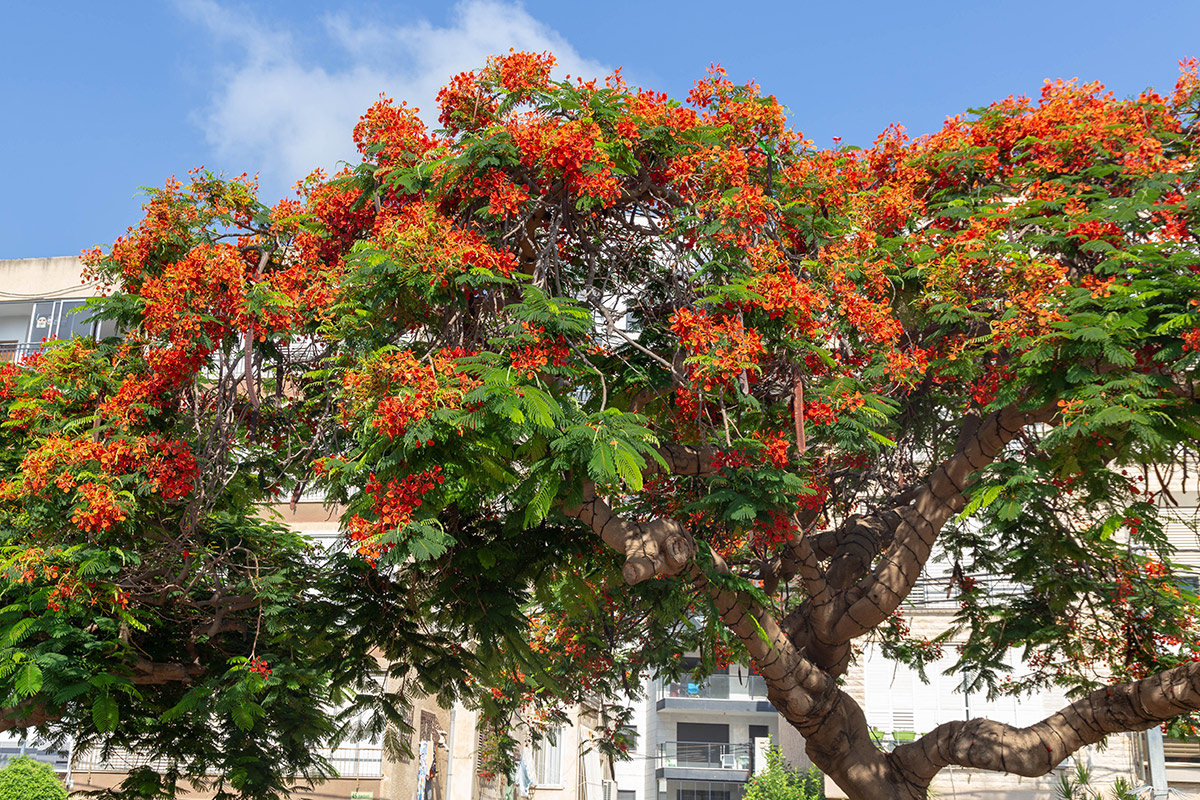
0,255 -> 109,364
609,662 -> 809,800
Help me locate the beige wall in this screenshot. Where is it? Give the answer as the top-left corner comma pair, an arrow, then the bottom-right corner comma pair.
0,256 -> 99,300
71,773 -> 385,799
379,692 -> 451,800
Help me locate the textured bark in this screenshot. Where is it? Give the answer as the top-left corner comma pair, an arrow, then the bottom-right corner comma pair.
890,660 -> 1200,785
565,482 -> 696,584
0,660 -> 202,734
572,400 -> 1200,799
772,404 -> 1056,677
643,443 -> 720,479
0,700 -> 60,733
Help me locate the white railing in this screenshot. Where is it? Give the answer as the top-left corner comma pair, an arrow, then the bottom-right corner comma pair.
906,575 -> 1025,608
75,746 -> 383,778
321,746 -> 384,778
75,749 -> 173,773
656,742 -> 752,771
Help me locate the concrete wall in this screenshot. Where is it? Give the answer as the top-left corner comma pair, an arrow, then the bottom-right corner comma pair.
0,256 -> 97,300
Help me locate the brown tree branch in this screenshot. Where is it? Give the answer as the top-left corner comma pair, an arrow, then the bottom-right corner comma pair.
564,483 -> 696,584
643,443 -> 720,479
890,660 -> 1200,786
0,700 -> 59,733
131,659 -> 205,685
828,403 -> 1055,644
0,661 -> 204,734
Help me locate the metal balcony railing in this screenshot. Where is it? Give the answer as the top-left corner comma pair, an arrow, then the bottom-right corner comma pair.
905,575 -> 1026,608
0,342 -> 46,364
0,744 -> 69,772
657,674 -> 767,702
656,742 -> 751,771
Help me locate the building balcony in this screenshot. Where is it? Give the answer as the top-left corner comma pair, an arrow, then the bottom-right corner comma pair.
655,675 -> 772,713
655,742 -> 752,782
0,341 -> 48,364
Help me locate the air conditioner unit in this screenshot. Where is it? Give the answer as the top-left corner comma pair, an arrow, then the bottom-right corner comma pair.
602,779 -> 617,800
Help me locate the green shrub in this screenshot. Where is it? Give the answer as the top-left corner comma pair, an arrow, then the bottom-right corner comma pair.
0,755 -> 68,800
743,744 -> 823,800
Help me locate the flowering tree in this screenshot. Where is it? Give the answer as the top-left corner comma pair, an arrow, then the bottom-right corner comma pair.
2,51 -> 1200,800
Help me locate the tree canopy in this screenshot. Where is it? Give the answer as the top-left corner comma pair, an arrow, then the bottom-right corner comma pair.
1,51 -> 1200,800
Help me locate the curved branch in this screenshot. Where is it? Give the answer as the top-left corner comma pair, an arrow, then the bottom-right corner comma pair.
132,659 -> 205,685
564,483 -> 696,584
890,660 -> 1200,785
0,700 -> 59,733
829,403 -> 1055,644
644,443 -> 720,479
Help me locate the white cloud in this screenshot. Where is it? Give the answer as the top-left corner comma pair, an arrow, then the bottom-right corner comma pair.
176,0 -> 609,200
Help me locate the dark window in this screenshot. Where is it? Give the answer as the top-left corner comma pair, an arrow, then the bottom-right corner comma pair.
619,791 -> 636,800
58,300 -> 94,340
420,710 -> 439,743
678,789 -> 730,800
676,722 -> 729,743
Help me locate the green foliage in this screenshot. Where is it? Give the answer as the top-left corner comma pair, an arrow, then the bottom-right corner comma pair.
742,745 -> 824,800
1,51 -> 1199,799
0,756 -> 67,800
1052,760 -> 1142,800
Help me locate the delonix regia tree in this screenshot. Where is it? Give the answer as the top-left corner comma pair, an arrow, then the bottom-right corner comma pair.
1,51 -> 1199,799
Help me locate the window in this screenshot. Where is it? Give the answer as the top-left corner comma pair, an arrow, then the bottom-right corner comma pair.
676,722 -> 728,743
619,725 -> 638,749
1163,738 -> 1200,764
534,727 -> 563,786
672,782 -> 738,800
28,299 -> 96,343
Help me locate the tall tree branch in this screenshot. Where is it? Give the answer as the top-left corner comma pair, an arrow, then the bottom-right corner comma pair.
829,403 -> 1055,644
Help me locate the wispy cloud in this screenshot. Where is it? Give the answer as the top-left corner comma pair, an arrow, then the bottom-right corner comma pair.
176,0 -> 608,200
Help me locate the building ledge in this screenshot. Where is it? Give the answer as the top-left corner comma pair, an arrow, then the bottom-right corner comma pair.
655,767 -> 750,784
655,698 -> 774,714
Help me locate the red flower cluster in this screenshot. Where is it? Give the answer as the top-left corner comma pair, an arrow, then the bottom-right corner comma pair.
377,201 -> 517,287
342,348 -> 478,441
347,467 -> 446,563
670,309 -> 765,391
510,323 -> 570,378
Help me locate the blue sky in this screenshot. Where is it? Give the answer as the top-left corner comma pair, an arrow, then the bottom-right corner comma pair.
2,0 -> 1198,260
